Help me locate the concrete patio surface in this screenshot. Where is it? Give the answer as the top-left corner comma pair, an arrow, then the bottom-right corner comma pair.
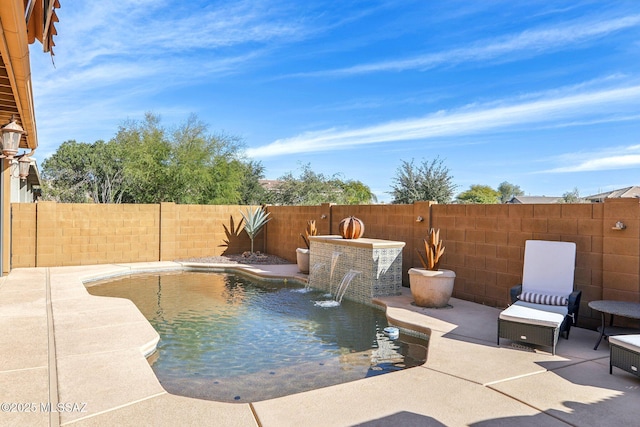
1,261 -> 639,426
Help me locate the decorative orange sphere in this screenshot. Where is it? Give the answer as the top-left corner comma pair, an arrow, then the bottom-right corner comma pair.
338,216 -> 365,239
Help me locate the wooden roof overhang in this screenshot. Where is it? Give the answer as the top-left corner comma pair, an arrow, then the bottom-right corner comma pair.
0,0 -> 60,151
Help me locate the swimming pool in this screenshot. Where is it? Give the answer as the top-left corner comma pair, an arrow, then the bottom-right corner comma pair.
86,271 -> 427,403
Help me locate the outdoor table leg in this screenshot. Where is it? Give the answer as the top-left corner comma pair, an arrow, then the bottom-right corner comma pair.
594,311 -> 607,350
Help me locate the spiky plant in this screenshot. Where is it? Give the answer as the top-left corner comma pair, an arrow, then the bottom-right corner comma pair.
416,228 -> 445,271
300,220 -> 318,249
240,206 -> 271,253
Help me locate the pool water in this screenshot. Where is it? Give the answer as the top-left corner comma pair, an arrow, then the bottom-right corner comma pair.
86,271 -> 427,403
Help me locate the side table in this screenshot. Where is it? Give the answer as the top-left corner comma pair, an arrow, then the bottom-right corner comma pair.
588,300 -> 640,350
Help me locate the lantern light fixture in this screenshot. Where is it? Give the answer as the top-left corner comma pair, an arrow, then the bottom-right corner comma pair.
0,115 -> 34,180
0,115 -> 25,159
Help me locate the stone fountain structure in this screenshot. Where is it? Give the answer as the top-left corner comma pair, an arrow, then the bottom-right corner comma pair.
308,235 -> 405,306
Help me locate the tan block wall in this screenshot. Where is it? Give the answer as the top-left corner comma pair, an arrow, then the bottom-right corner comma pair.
164,204 -> 256,260
10,199 -> 640,330
602,199 -> 640,306
431,201 -> 620,328
31,202 -> 160,266
264,204 -> 329,263
11,202 -> 260,267
10,203 -> 36,268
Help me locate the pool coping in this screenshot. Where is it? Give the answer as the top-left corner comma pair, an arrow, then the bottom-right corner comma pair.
2,261 -> 640,426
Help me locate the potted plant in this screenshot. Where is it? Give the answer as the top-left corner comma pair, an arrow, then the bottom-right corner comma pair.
408,228 -> 456,308
296,220 -> 317,273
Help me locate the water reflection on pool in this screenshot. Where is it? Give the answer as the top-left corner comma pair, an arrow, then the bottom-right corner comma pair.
86,271 -> 427,403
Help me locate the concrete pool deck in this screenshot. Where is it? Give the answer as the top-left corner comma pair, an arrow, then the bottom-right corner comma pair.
1,262 -> 640,426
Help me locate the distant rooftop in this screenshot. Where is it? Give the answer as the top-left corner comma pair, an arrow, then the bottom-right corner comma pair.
585,186 -> 640,203
506,196 -> 563,204
259,179 -> 282,191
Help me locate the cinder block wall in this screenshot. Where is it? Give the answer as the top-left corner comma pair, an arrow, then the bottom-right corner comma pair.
11,199 -> 640,329
29,202 -> 161,266
10,203 -> 37,268
602,199 -> 640,303
264,204 -> 330,262
10,202 -> 258,267
162,204 -> 257,260
431,200 -> 640,328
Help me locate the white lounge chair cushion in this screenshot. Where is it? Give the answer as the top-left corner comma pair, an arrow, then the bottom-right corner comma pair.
522,240 -> 576,295
609,334 -> 640,352
499,303 -> 565,328
510,300 -> 569,317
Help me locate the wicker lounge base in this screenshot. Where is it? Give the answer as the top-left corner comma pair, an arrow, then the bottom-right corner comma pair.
610,338 -> 640,377
498,318 -> 560,355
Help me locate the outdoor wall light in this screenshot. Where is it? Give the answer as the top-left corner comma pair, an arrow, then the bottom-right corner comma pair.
612,221 -> 626,230
416,216 -> 424,222
0,116 -> 25,159
0,116 -> 33,179
321,214 -> 327,219
12,156 -> 32,180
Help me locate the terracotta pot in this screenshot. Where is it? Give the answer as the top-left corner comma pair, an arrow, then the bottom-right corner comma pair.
296,248 -> 310,273
408,268 -> 456,308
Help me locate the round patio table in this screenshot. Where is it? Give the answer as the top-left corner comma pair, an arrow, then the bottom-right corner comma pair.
588,300 -> 640,350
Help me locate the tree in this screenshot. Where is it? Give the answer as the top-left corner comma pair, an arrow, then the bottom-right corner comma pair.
334,179 -> 378,205
40,139 -> 126,203
270,163 -> 375,205
42,113 -> 260,205
238,161 -> 269,205
116,113 -> 172,203
562,187 -> 585,203
389,157 -> 456,204
498,181 -> 524,203
456,185 -> 500,204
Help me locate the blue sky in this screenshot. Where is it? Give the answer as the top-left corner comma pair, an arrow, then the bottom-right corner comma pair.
29,1 -> 640,203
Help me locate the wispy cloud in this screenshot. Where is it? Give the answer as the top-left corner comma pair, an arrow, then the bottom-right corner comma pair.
544,145 -> 640,173
291,14 -> 640,77
246,84 -> 640,158
35,1 -> 312,98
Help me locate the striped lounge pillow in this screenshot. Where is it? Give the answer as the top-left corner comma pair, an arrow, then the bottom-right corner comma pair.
519,291 -> 568,306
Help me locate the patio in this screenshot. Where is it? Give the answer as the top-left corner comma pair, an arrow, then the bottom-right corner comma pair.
1,261 -> 639,426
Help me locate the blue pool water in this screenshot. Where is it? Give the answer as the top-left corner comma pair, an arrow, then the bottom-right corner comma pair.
86,271 -> 427,402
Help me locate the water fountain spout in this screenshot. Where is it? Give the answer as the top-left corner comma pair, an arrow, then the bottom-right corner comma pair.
329,251 -> 342,295
335,270 -> 361,303
303,263 -> 325,292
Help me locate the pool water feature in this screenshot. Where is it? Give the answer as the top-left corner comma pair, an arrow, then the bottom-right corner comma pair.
86,271 -> 427,403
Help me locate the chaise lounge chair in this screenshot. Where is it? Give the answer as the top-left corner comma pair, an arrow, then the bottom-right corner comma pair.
609,334 -> 640,376
497,240 -> 581,355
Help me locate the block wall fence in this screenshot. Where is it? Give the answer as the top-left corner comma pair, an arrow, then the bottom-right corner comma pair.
11,199 -> 640,328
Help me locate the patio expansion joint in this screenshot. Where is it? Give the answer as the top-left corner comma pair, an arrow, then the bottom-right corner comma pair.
249,402 -> 264,427
544,356 -> 609,372
58,391 -> 168,426
486,383 -> 578,427
46,267 -> 61,427
483,368 -> 550,388
419,364 -> 577,425
0,365 -> 48,375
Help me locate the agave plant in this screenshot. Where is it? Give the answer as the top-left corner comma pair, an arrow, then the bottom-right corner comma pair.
416,228 -> 445,271
300,220 -> 318,249
240,206 -> 271,253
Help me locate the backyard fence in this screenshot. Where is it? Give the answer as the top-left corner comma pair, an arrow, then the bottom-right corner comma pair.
11,198 -> 640,329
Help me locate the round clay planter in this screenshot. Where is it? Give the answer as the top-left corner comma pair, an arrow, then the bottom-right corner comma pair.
408,268 -> 456,308
296,248 -> 310,274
